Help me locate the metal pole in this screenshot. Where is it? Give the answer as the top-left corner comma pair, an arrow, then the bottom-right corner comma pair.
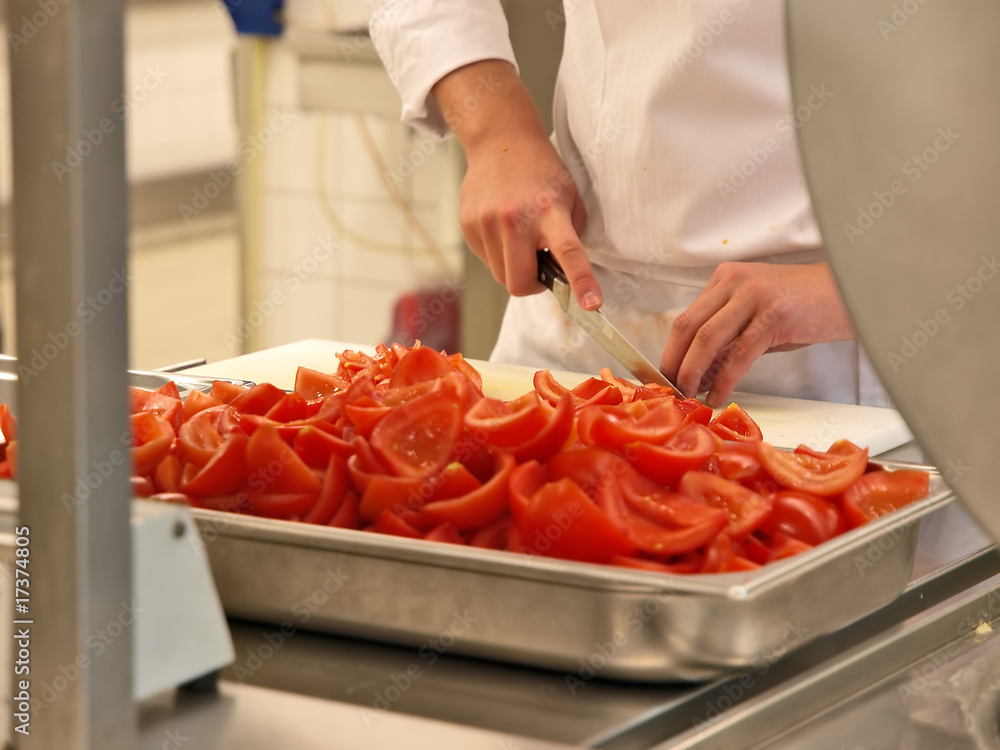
7,0 -> 136,746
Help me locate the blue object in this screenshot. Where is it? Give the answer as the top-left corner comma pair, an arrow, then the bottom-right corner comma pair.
222,0 -> 284,36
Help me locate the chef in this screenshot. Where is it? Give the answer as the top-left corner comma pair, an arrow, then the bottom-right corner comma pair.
367,0 -> 888,408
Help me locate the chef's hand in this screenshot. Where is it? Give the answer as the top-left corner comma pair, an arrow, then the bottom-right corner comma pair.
431,60 -> 602,310
659,262 -> 855,408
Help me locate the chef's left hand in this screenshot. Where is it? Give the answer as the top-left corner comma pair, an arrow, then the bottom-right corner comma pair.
659,262 -> 855,408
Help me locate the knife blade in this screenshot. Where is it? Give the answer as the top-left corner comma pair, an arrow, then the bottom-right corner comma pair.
536,250 -> 686,399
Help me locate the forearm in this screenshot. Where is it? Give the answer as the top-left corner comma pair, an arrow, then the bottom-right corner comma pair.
431,60 -> 551,156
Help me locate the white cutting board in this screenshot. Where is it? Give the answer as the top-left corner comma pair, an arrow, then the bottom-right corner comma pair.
185,339 -> 913,456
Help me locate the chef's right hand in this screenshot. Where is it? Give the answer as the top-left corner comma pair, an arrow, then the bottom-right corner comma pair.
432,60 -> 603,311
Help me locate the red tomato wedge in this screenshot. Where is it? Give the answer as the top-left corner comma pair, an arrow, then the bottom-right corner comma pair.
249,492 -> 320,520
464,392 -> 548,448
508,393 -> 574,463
598,368 -> 639,402
516,478 -> 635,563
264,392 -> 310,423
178,405 -> 226,467
153,454 -> 182,494
627,423 -> 718,487
143,392 -> 182,433
180,432 -> 248,498
0,404 -> 17,442
294,366 -> 347,400
709,403 -> 763,442
579,399 -> 683,453
245,423 -> 322,495
182,389 -> 223,422
389,346 -> 460,387
759,441 -> 869,496
229,382 -> 287,416
767,533 -> 814,562
679,471 -> 772,541
470,516 -> 512,550
211,379 -> 249,404
840,469 -> 930,528
302,453 -> 349,525
760,490 -> 846,545
416,452 -> 515,531
425,522 -> 465,545
131,412 -> 175,477
369,390 -> 463,478
293,426 -> 354,468
532,369 -> 572,405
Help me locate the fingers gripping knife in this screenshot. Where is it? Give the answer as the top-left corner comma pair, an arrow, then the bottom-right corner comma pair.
536,249 -> 686,398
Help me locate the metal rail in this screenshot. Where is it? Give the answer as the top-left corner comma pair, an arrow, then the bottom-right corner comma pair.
7,0 -> 136,746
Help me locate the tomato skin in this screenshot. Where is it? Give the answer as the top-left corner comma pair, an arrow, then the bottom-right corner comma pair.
516,478 -> 635,563
470,516 -> 512,550
760,490 -> 846,546
131,475 -> 155,497
424,522 -> 466,545
211,380 -> 249,404
714,441 -> 771,485
759,441 -> 869,497
679,471 -> 772,541
182,389 -> 223,423
626,423 -> 718,487
329,489 -> 362,530
131,412 -> 175,477
580,399 -> 683,453
178,405 -> 227,467
302,453 -> 349,525
464,392 -> 548,449
415,452 -> 515,531
841,469 -> 930,528
181,432 -> 249,498
245,423 -> 322,496
293,426 -> 354,469
248,492 -> 320,520
264,392 -> 310,423
143,392 -> 183,433
229,382 -> 287,416
676,399 -> 713,426
767,533 -> 814,562
389,346 -> 460,387
0,404 -> 17,442
372,509 -> 425,539
709,403 -> 763,442
533,370 -> 571,405
130,387 -> 152,415
153,454 -> 183,494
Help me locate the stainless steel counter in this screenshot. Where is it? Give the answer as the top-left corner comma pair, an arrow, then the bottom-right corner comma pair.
136,442 -> 1000,749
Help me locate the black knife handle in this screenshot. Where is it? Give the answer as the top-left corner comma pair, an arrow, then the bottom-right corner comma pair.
536,249 -> 565,291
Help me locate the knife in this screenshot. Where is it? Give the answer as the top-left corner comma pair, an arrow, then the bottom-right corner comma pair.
536,249 -> 686,399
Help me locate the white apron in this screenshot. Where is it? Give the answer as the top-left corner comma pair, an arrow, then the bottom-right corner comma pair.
368,0 -> 889,406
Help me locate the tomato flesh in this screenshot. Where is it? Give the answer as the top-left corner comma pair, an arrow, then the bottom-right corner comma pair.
759,441 -> 868,497
841,469 -> 930,528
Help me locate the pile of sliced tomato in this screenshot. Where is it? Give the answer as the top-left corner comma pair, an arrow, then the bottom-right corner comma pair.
0,343 -> 932,575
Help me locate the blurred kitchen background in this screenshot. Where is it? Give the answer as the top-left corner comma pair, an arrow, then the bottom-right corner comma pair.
0,0 -> 562,371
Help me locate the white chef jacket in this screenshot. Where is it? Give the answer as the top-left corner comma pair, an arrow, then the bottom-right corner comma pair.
368,0 -> 888,406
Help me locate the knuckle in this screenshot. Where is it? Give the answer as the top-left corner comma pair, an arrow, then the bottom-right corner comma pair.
694,322 -> 715,345
671,311 -> 692,335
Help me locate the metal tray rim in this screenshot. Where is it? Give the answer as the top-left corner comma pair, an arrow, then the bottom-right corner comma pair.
191,459 -> 954,600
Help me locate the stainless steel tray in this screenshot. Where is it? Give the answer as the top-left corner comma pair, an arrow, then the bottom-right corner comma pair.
0,353 -> 253,403
192,461 -> 954,682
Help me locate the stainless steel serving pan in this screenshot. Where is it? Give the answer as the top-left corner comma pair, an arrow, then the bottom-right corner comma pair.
192,463 -> 953,682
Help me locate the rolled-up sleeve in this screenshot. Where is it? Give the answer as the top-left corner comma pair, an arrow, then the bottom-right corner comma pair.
367,0 -> 517,136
